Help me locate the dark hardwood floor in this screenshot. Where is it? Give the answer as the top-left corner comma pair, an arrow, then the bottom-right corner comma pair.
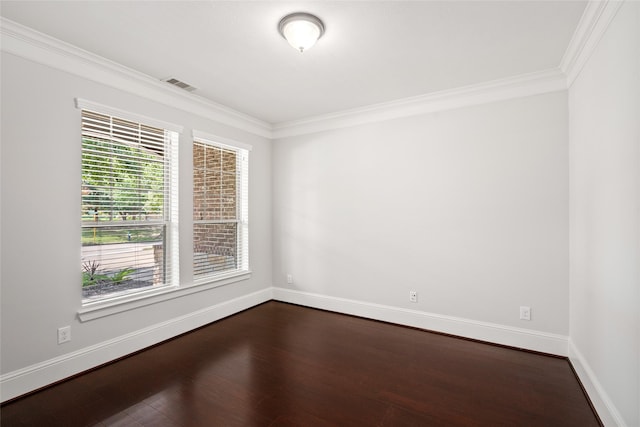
2,301 -> 600,426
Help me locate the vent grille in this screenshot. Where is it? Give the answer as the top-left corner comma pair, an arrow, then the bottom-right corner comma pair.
163,77 -> 197,92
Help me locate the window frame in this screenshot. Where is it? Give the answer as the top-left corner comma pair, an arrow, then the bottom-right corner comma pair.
77,98 -> 182,310
74,102 -> 253,322
192,130 -> 251,286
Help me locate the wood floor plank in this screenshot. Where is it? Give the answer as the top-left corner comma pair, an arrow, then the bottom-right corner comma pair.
1,301 -> 600,426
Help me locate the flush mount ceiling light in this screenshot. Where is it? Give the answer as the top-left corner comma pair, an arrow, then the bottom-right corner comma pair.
278,12 -> 325,53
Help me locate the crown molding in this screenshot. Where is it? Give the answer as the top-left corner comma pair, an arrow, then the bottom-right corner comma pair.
0,17 -> 272,138
4,13 -> 598,141
560,0 -> 625,87
272,68 -> 568,139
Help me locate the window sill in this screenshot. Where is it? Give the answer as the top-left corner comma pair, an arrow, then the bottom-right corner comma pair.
77,270 -> 251,322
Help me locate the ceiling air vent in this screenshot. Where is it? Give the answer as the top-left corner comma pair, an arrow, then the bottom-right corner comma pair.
163,77 -> 196,92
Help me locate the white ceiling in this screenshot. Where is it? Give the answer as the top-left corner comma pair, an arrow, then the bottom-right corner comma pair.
1,1 -> 586,125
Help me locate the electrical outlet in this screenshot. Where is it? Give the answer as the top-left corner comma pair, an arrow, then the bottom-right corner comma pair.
409,291 -> 417,303
519,306 -> 531,321
58,326 -> 71,344
286,274 -> 293,284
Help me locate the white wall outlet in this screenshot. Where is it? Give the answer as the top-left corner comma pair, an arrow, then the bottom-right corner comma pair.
519,306 -> 531,321
286,274 -> 293,284
409,291 -> 417,303
58,326 -> 71,344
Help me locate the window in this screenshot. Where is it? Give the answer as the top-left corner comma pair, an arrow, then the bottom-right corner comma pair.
79,101 -> 179,303
193,131 -> 250,280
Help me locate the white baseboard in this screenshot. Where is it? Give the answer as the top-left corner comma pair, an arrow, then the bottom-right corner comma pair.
0,287 -> 574,404
0,288 -> 272,403
569,339 -> 627,427
272,287 -> 569,356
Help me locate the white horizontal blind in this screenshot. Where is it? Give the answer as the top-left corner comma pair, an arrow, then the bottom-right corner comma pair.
81,109 -> 179,302
193,136 -> 249,279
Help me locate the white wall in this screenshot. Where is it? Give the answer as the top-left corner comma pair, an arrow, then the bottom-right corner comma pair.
272,92 -> 569,340
568,2 -> 640,426
0,52 -> 272,398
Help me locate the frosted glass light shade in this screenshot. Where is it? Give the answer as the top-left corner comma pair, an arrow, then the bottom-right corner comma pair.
278,13 -> 325,53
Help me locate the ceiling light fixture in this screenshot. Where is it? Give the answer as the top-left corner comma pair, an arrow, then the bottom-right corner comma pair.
278,12 -> 325,53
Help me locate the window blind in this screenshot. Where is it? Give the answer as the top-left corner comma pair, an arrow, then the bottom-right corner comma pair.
193,135 -> 249,279
81,109 -> 179,302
